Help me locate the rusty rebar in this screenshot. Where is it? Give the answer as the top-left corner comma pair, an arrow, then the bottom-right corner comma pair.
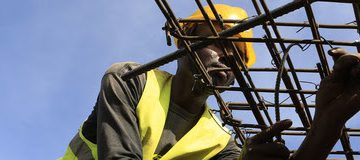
122,0 -> 360,158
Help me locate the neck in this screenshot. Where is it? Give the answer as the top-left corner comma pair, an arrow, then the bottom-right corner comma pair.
171,73 -> 209,115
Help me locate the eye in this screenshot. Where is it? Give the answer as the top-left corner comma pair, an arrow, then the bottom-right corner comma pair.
219,56 -> 230,66
216,41 -> 235,54
225,42 -> 236,53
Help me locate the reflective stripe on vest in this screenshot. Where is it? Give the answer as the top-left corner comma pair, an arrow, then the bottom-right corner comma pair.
61,69 -> 231,160
138,70 -> 231,160
61,126 -> 97,160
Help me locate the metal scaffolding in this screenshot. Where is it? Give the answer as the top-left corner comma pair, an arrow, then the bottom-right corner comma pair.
122,0 -> 360,159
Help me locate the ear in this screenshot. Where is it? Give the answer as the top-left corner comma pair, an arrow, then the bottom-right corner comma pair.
177,23 -> 199,48
183,23 -> 198,36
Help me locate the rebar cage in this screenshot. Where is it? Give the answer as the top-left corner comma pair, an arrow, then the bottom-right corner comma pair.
122,0 -> 360,159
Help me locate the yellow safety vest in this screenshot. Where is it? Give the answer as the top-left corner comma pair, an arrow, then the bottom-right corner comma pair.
61,69 -> 231,160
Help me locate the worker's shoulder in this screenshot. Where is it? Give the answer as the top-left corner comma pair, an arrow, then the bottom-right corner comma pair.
105,62 -> 141,75
104,62 -> 172,81
152,68 -> 173,77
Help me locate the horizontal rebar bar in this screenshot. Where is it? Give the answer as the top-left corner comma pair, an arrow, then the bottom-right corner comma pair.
178,36 -> 360,46
207,67 -> 319,73
178,19 -> 358,30
239,124 -> 360,132
228,102 -> 316,110
245,130 -> 360,137
212,86 -> 317,94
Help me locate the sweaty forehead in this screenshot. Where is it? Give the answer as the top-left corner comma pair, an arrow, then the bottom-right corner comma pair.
192,23 -> 235,52
193,24 -> 222,37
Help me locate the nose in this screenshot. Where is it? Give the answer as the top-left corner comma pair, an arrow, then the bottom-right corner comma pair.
216,46 -> 233,67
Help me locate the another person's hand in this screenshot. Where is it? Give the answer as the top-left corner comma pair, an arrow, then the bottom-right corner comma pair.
240,119 -> 292,160
291,48 -> 360,160
315,48 -> 360,126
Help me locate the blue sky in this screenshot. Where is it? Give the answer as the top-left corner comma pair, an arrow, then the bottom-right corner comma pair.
1,0 -> 359,159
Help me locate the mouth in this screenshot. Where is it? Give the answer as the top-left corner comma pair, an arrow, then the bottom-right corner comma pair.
207,63 -> 234,86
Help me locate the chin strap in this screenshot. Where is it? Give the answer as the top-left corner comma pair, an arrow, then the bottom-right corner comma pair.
191,72 -> 206,94
192,74 -> 204,92
187,53 -> 209,94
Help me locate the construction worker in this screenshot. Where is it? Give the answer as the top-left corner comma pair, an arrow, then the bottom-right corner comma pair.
61,4 -> 360,160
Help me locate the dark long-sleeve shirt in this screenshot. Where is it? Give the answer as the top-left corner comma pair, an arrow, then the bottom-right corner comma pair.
81,62 -> 241,159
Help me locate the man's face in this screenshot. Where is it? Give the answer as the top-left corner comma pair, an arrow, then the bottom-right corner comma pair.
186,23 -> 236,87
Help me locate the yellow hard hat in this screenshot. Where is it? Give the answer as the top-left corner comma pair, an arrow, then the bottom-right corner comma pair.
175,4 -> 256,67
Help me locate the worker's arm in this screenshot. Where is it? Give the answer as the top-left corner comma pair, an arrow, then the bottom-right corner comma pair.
291,48 -> 360,160
96,62 -> 146,159
210,139 -> 241,160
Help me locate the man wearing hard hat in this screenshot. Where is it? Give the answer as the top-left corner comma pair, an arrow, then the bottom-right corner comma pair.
61,4 -> 360,160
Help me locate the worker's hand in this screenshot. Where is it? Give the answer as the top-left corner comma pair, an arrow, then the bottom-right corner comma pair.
239,119 -> 292,160
315,48 -> 360,126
